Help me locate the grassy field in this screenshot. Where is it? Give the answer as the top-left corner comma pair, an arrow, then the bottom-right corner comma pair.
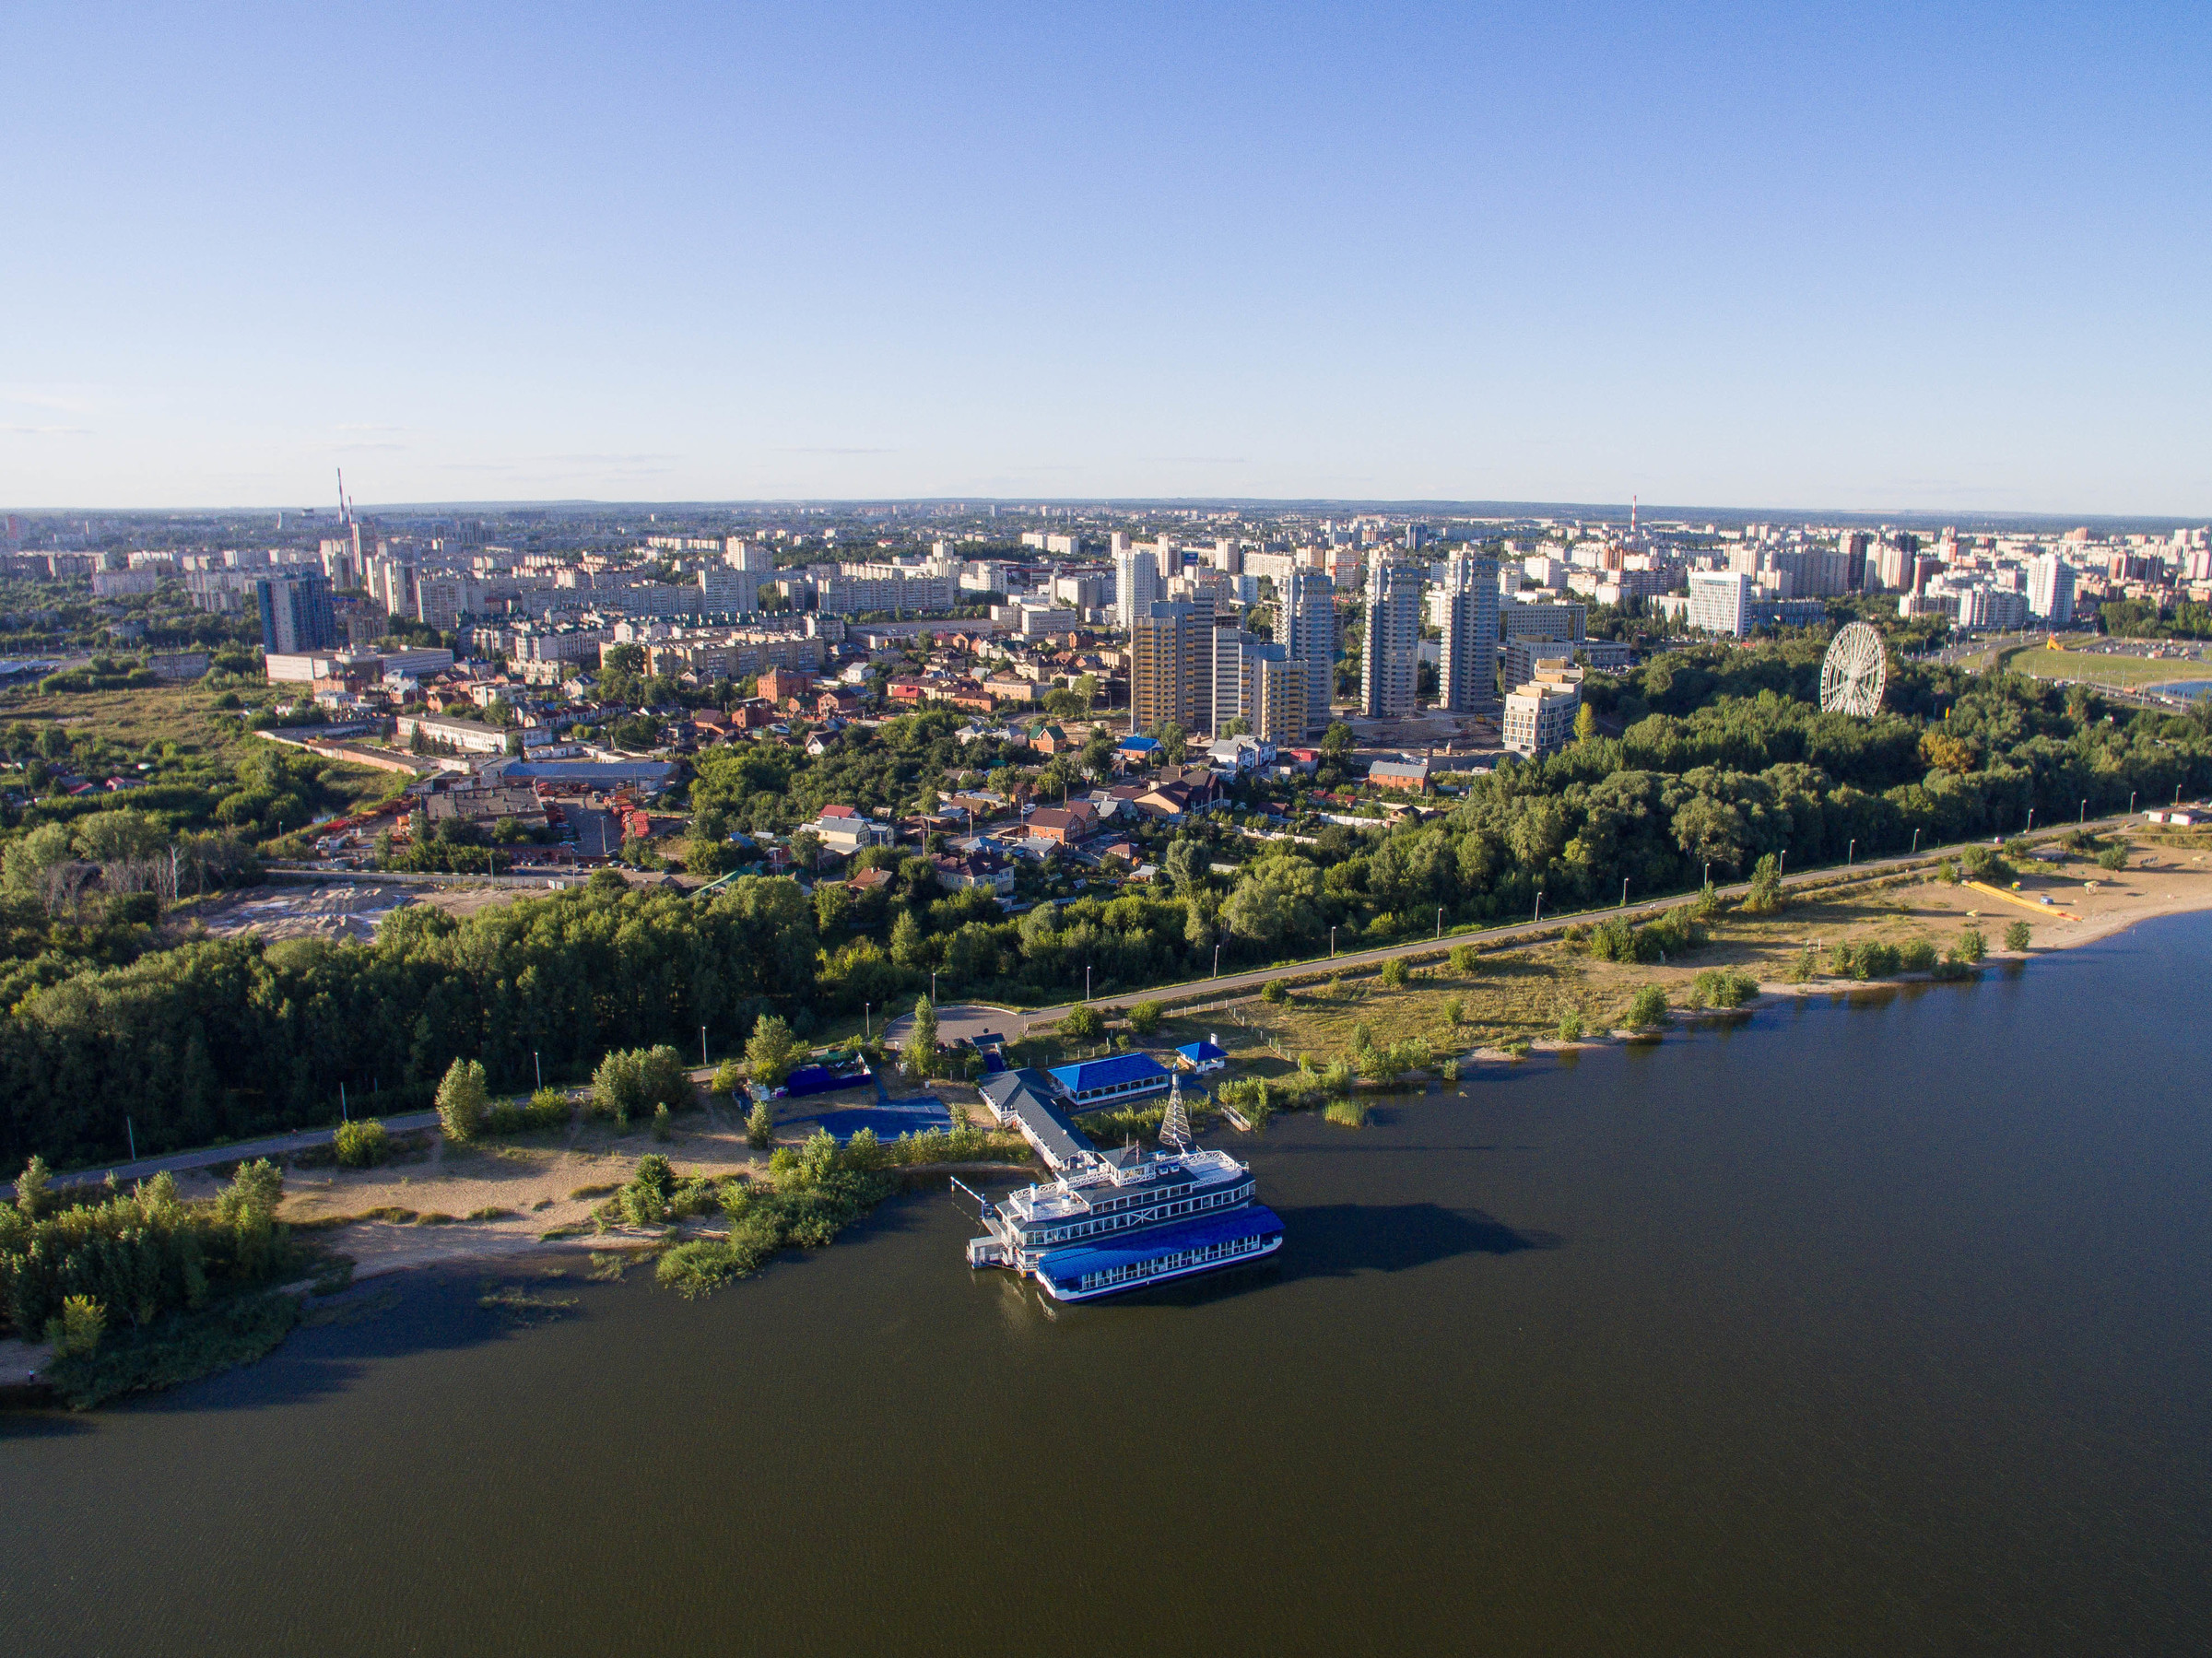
2003,646 -> 2211,687
1001,863 -> 2075,1090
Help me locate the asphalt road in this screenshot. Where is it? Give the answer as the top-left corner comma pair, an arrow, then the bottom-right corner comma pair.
6,1111 -> 443,1200
884,816 -> 2139,1047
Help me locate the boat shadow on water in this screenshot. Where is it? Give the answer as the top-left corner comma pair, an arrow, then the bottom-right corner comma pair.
1045,1202 -> 1562,1312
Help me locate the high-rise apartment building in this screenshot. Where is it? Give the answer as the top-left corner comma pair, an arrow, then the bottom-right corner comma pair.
1360,557 -> 1421,719
1688,570 -> 1753,637
1432,552 -> 1500,714
1130,602 -> 1216,735
1114,549 -> 1162,632
1278,567 -> 1335,735
2028,554 -> 2077,626
256,571 -> 339,654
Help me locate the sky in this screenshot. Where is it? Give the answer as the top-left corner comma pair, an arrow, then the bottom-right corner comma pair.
3,1 -> 2207,515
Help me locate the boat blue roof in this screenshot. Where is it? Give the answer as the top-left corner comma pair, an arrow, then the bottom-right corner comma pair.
1049,1052 -> 1171,1093
1176,1041 -> 1228,1063
1035,1205 -> 1283,1290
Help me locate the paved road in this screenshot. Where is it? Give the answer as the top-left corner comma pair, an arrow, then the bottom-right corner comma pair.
6,1112 -> 442,1200
884,817 -> 2138,1047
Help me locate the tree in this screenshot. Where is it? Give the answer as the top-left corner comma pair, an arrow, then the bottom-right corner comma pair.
1741,853 -> 1785,914
1155,722 -> 1187,765
2097,844 -> 2128,871
1127,1000 -> 1163,1035
904,994 -> 939,1078
1322,722 -> 1353,756
746,1100 -> 775,1148
13,1155 -> 52,1220
1261,978 -> 1288,1005
1380,958 -> 1410,989
746,1015 -> 802,1088
1556,1006 -> 1584,1041
1573,702 -> 1597,744
436,1058 -> 489,1141
1625,984 -> 1669,1030
1956,927 -> 1986,963
2004,920 -> 2031,952
1162,837 -> 1206,897
1062,1005 -> 1103,1041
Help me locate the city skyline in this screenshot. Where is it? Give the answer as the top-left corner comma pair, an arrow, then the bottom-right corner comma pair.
6,3 -> 2208,515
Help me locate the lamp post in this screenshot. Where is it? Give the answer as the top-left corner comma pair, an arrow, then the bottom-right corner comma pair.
931,970 -> 938,1006
1437,906 -> 1444,939
1213,944 -> 1220,979
1703,860 -> 1710,890
1330,925 -> 1336,958
1912,828 -> 1920,854
1848,839 -> 1855,865
864,1003 -> 871,1041
1620,877 -> 1629,909
2079,800 -> 2088,825
1534,891 -> 1544,924
2026,806 -> 2034,834
1085,964 -> 1092,1002
534,1051 -> 542,1090
700,1026 -> 709,1068
2129,790 -> 2137,814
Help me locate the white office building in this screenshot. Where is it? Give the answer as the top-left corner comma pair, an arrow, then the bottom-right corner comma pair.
2028,555 -> 2077,626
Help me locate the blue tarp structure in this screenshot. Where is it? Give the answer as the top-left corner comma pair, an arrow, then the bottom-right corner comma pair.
780,1062 -> 871,1098
791,1096 -> 954,1145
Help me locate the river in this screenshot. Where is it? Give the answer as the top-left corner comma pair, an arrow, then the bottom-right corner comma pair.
6,913 -> 2211,1655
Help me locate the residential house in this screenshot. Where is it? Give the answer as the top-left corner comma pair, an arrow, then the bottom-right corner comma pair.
808,804 -> 895,854
1024,802 -> 1098,845
1369,757 -> 1430,793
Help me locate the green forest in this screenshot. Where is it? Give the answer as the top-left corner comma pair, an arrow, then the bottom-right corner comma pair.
3,635 -> 2208,1171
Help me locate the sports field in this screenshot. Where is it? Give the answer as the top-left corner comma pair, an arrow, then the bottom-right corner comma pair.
2005,646 -> 2211,687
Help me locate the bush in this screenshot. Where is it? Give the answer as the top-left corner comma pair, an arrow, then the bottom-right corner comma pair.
1062,1005 -> 1104,1041
1127,1000 -> 1164,1035
1448,944 -> 1478,973
711,1060 -> 746,1098
526,1088 -> 571,1131
1787,946 -> 1817,983
1956,927 -> 1986,963
592,1045 -> 693,1125
436,1059 -> 489,1141
1441,1058 -> 1461,1086
1323,1099 -> 1370,1128
1260,979 -> 1288,1005
620,1155 -> 677,1226
1444,996 -> 1465,1026
49,1293 -> 107,1358
1379,958 -> 1410,989
2004,920 -> 2032,952
1689,969 -> 1759,1008
1900,939 -> 1938,973
1624,985 -> 1668,1030
652,1103 -> 672,1142
746,1101 -> 775,1149
1557,1006 -> 1584,1041
2097,845 -> 2129,872
334,1119 -> 390,1168
1856,941 -> 1901,979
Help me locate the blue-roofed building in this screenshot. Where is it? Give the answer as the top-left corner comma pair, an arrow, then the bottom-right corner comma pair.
1115,734 -> 1161,758
1048,1052 -> 1172,1108
1174,1036 -> 1229,1075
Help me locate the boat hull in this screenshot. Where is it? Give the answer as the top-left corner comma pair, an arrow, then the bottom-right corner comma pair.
1030,1205 -> 1285,1302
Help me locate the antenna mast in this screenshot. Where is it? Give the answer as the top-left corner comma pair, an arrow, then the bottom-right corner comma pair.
1159,1073 -> 1193,1154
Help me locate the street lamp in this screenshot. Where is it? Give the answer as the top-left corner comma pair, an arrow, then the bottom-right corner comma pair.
1437,906 -> 1444,939
930,970 -> 938,1006
700,1026 -> 709,1067
864,1003 -> 871,1040
1620,877 -> 1629,909
1213,944 -> 1220,978
2079,800 -> 2088,825
2129,790 -> 2137,814
1534,891 -> 1544,924
1330,925 -> 1336,958
1085,964 -> 1092,1002
1912,828 -> 1920,854
534,1051 -> 542,1090
2026,806 -> 2034,834
1847,839 -> 1854,865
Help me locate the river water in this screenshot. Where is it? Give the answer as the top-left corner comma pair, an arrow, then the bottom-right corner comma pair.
6,914 -> 2211,1656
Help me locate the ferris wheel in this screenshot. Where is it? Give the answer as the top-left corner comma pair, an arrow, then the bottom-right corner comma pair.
1820,622 -> 1887,717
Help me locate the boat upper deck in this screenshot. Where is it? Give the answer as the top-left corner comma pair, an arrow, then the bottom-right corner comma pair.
1003,1146 -> 1245,1225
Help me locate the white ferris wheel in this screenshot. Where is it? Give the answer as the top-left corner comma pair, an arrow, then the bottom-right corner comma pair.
1820,622 -> 1887,717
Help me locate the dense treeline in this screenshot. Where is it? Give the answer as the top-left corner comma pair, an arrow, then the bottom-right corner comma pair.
6,638 -> 2210,1172
0,872 -> 817,1169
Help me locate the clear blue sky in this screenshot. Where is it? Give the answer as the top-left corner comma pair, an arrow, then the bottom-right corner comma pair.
4,2 -> 2206,514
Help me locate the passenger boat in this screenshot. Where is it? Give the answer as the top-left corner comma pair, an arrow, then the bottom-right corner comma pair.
956,1076 -> 1282,1301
